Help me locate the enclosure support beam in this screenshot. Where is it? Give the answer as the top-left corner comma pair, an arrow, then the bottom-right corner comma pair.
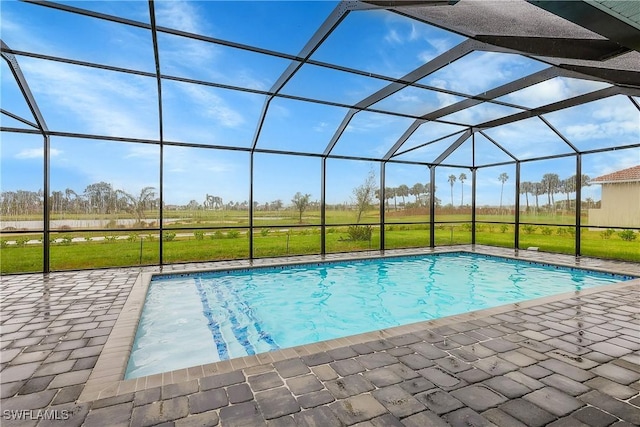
249,153 -> 254,259
2,40 -> 50,273
471,167 -> 477,246
477,86 -> 619,130
421,67 -> 562,122
149,1 -> 165,266
321,158 -> 327,255
575,154 -> 582,256
323,110 -> 358,157
514,161 -> 521,251
380,162 -> 386,252
477,131 -> 518,162
382,121 -> 423,161
43,135 -> 50,273
433,129 -> 472,166
538,116 -> 579,154
471,133 -> 476,246
0,108 -> 39,129
429,166 -> 436,248
252,1 -> 364,151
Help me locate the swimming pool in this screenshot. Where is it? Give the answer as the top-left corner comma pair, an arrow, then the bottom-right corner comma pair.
125,252 -> 634,379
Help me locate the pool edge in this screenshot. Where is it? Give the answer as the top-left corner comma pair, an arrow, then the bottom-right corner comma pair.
78,246 -> 640,402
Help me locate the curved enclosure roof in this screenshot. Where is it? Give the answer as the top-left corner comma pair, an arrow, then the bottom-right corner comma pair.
1,0 -> 639,168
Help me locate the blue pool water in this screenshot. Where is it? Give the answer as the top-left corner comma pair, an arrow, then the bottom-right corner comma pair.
125,252 -> 633,378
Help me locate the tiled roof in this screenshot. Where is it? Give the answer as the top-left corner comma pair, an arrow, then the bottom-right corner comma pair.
591,165 -> 640,183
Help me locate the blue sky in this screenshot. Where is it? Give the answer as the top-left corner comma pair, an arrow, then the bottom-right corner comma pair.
1,0 -> 638,208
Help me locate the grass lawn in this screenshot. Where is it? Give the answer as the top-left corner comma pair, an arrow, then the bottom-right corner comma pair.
1,211 -> 638,273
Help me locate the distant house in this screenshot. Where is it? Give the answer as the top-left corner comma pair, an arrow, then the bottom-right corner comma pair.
588,165 -> 640,228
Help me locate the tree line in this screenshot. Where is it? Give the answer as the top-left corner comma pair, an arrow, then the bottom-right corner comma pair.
520,173 -> 590,213
1,182 -> 157,224
0,172 -> 593,219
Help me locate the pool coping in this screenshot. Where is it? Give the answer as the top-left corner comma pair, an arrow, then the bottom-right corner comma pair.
78,246 -> 640,402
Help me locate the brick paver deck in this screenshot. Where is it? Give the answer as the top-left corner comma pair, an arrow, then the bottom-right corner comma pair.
1,246 -> 639,426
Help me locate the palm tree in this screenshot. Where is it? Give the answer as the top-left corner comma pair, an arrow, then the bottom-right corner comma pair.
385,187 -> 395,212
541,173 -> 560,212
533,182 -> 543,214
447,175 -> 456,207
561,177 -> 573,211
425,182 -> 433,207
397,184 -> 409,207
520,181 -> 531,213
459,172 -> 467,207
391,187 -> 398,210
410,183 -> 424,205
498,172 -> 509,214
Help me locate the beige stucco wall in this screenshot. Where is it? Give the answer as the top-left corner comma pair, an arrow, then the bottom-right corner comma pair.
588,182 -> 640,227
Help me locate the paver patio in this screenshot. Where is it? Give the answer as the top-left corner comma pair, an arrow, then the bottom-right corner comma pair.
1,246 -> 639,426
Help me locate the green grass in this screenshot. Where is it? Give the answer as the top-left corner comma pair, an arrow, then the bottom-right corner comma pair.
1,212 -> 638,274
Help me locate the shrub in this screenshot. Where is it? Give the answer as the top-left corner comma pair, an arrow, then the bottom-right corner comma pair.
211,231 -> 223,240
386,225 -> 395,231
327,228 -> 336,234
260,228 -> 269,237
499,224 -> 509,233
461,223 -> 472,232
128,233 -> 139,242
105,235 -> 118,242
194,230 -> 205,240
600,229 -> 615,239
541,227 -> 553,236
618,229 -> 637,241
556,227 -> 567,236
163,232 -> 176,242
522,225 -> 537,235
476,224 -> 485,232
0,240 -> 7,248
227,230 -> 240,239
61,235 -> 73,245
16,237 -> 30,247
567,227 -> 575,237
347,225 -> 372,241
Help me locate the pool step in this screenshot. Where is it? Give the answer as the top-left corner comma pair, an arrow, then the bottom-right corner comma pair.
196,278 -> 278,360
194,278 -> 230,360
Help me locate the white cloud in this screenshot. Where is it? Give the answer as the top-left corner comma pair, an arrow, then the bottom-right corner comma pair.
16,148 -> 62,159
19,59 -> 158,139
562,98 -> 639,142
502,78 -> 609,109
180,84 -> 245,128
428,52 -> 541,97
124,145 -> 159,159
384,29 -> 403,45
313,122 -> 329,133
155,0 -> 204,34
